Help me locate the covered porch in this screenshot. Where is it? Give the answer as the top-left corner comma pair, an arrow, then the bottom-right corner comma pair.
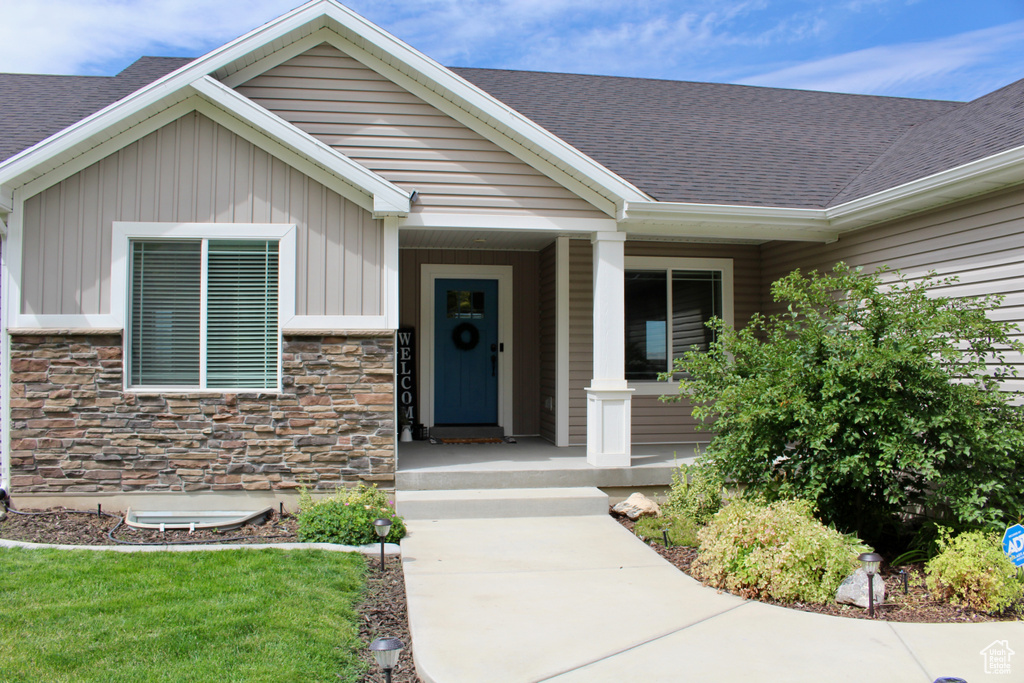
398,225 -> 746,474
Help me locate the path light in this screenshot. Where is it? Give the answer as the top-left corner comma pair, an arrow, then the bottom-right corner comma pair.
370,637 -> 404,683
859,552 -> 883,618
373,518 -> 392,570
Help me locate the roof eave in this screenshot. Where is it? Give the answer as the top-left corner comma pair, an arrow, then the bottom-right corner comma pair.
826,144 -> 1024,232
621,200 -> 836,243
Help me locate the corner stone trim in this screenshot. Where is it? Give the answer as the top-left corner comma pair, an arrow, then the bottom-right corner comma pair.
9,333 -> 395,493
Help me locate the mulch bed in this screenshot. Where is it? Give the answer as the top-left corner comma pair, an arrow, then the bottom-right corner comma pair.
0,506 -> 421,683
614,514 -> 1019,623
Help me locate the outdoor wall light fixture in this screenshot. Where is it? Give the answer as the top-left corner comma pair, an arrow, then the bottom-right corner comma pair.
373,518 -> 392,570
858,552 -> 883,618
370,637 -> 404,683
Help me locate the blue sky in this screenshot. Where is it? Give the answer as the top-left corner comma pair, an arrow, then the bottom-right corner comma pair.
1,0 -> 1022,101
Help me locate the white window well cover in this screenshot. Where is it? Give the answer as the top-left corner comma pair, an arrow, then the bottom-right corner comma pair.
124,507 -> 274,531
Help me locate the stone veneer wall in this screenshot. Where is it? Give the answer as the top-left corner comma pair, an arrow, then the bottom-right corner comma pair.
9,332 -> 395,493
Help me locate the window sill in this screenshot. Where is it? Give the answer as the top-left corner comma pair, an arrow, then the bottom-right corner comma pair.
125,387 -> 283,396
628,380 -> 680,397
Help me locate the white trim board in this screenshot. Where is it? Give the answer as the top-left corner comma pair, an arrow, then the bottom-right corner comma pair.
418,263 -> 514,432
111,221 -> 297,392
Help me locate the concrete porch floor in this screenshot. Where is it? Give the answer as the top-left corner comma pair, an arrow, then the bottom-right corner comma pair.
395,437 -> 701,491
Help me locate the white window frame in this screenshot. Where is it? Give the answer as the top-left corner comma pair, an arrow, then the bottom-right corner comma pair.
624,256 -> 734,396
111,222 -> 296,393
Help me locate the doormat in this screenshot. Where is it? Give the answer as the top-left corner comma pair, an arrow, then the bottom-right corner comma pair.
428,437 -> 517,445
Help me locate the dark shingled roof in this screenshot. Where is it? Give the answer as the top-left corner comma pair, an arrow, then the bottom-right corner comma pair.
452,68 -> 963,208
0,56 -> 191,162
3,56 -> 1024,210
831,76 -> 1024,205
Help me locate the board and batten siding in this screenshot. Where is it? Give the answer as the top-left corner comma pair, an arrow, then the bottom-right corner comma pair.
20,111 -> 384,319
235,44 -> 605,220
762,186 -> 1024,393
398,248 -> 542,436
538,242 -> 557,443
568,239 -> 762,445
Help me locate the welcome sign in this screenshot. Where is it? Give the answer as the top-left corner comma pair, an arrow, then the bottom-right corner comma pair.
397,328 -> 417,427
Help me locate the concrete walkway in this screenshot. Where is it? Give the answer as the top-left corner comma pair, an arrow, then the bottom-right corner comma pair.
401,515 -> 1024,682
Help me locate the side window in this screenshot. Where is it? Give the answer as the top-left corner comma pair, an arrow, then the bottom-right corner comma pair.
128,239 -> 279,390
624,261 -> 728,382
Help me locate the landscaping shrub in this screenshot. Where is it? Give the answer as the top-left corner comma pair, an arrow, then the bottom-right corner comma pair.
663,458 -> 723,525
693,499 -> 865,603
925,528 -> 1024,614
297,484 -> 406,545
634,513 -> 700,547
665,262 -> 1024,545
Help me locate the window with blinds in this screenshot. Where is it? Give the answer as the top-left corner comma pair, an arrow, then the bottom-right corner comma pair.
128,239 -> 280,390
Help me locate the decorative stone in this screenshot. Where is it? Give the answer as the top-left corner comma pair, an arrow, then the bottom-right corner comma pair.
612,492 -> 661,520
8,333 -> 396,493
836,567 -> 886,608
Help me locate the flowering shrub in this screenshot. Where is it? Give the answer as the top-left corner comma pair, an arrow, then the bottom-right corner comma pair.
297,484 -> 406,545
925,528 -> 1024,614
693,499 -> 865,603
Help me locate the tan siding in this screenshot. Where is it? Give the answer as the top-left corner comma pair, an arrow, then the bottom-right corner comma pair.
761,187 -> 1024,393
20,111 -> 383,318
567,240 -> 592,445
538,242 -> 557,443
398,248 -> 542,435
236,44 -> 605,220
567,239 -> 762,445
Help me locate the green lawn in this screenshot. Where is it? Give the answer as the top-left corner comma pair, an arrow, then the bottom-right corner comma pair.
0,548 -> 368,682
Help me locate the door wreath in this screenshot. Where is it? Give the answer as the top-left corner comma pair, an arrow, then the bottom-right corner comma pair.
451,322 -> 480,351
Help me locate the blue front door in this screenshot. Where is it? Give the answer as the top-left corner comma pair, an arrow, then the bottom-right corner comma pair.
434,278 -> 498,424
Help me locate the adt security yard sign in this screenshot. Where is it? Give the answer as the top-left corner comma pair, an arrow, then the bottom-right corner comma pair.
1003,524 -> 1024,567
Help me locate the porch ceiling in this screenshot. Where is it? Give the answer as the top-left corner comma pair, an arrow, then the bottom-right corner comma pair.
399,228 -> 561,250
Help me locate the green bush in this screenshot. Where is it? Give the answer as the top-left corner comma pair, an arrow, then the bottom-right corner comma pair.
925,528 -> 1024,614
693,499 -> 865,603
297,484 -> 406,545
666,263 -> 1024,544
634,514 -> 700,547
663,458 -> 723,525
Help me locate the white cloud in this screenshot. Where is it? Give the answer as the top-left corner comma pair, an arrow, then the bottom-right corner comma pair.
738,20 -> 1024,99
0,0 -> 299,75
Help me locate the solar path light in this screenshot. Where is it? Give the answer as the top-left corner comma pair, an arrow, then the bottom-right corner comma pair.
370,637 -> 404,683
858,552 -> 883,618
373,518 -> 392,570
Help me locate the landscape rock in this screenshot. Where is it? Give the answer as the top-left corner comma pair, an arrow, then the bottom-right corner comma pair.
836,567 -> 886,608
612,493 -> 661,520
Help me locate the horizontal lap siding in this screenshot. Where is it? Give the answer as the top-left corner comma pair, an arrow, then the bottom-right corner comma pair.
398,248 -> 541,435
761,187 -> 1024,393
21,111 -> 383,318
538,243 -> 557,442
568,239 -> 762,445
235,44 -> 605,220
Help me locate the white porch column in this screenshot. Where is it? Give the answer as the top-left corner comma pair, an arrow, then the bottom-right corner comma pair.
586,232 -> 633,467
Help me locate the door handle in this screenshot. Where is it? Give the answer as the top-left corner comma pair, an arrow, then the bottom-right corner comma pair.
491,354 -> 497,377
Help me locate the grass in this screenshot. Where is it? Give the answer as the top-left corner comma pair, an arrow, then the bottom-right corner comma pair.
0,548 -> 368,682
634,514 -> 701,547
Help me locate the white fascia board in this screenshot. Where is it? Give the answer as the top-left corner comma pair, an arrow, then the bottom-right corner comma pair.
190,76 -> 409,217
312,7 -> 651,207
399,212 -> 617,233
622,200 -> 836,243
826,143 -> 1024,232
0,187 -> 11,213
